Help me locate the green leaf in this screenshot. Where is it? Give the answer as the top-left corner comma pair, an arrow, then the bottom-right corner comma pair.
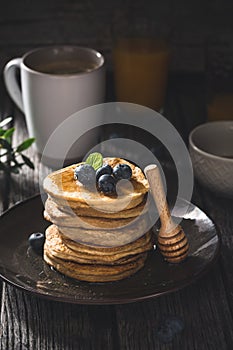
0,117 -> 13,128
0,138 -> 13,151
16,138 -> 35,152
21,154 -> 35,169
85,152 -> 103,170
3,127 -> 15,140
0,116 -> 35,175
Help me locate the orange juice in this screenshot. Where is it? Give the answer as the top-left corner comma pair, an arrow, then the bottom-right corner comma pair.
207,93 -> 233,121
113,38 -> 170,111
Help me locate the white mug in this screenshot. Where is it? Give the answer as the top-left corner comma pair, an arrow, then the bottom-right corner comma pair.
3,45 -> 105,165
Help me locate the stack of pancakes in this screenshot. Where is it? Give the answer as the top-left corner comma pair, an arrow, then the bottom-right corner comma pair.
43,157 -> 153,282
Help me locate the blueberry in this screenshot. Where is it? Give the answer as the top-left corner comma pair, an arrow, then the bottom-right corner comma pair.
96,164 -> 113,181
113,164 -> 132,180
165,316 -> 184,333
74,164 -> 96,187
97,174 -> 116,194
157,316 -> 184,344
157,323 -> 174,343
28,232 -> 45,252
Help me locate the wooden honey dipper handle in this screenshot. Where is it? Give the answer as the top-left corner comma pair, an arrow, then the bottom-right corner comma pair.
144,164 -> 176,236
144,164 -> 189,263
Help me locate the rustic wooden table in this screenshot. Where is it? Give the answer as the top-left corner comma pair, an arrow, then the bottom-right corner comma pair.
0,73 -> 233,350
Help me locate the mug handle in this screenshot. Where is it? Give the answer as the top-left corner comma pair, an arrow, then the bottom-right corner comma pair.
3,58 -> 24,112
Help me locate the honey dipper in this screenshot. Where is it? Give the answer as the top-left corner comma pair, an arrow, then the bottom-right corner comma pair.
144,164 -> 189,263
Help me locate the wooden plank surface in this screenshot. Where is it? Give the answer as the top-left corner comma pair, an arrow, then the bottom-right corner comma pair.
116,267 -> 233,350
1,74 -> 233,349
1,285 -> 118,350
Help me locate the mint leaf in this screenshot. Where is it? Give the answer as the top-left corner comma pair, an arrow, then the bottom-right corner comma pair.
16,138 -> 35,152
85,152 -> 103,170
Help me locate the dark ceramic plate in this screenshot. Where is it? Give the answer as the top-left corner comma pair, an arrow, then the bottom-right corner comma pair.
0,195 -> 220,305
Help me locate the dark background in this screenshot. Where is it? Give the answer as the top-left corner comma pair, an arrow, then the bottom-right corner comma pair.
0,0 -> 232,74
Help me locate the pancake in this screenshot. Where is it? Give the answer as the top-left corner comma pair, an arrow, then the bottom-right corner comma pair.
44,194 -> 149,230
57,214 -> 151,247
44,209 -> 147,229
50,193 -> 145,212
43,158 -> 149,212
44,224 -> 153,263
45,195 -> 148,219
44,225 -> 151,282
44,250 -> 147,282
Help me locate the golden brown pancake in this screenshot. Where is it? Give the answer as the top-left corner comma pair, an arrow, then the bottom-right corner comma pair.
57,214 -> 151,247
43,225 -> 151,282
50,193 -> 145,212
44,195 -> 149,229
44,250 -> 147,282
45,195 -> 148,219
43,158 -> 149,212
44,224 -> 153,263
44,209 -> 135,229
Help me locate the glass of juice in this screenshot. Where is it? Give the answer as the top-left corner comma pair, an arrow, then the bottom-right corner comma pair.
112,13 -> 171,112
206,33 -> 233,121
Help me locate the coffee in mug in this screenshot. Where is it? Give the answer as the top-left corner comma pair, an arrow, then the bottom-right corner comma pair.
3,45 -> 105,165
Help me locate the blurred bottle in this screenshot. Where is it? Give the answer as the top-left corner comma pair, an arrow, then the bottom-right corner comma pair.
112,11 -> 171,112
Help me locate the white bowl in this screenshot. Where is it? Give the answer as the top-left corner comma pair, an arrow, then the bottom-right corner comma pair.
189,121 -> 233,198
